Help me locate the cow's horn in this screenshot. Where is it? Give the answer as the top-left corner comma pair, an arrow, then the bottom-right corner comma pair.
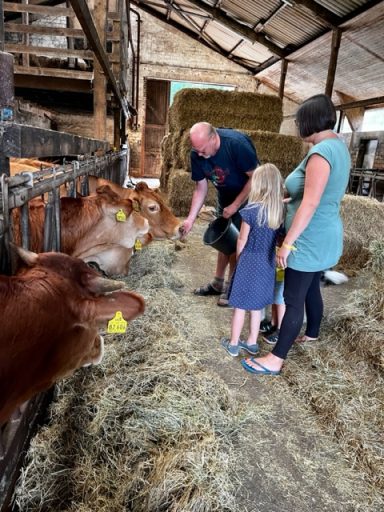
10,243 -> 39,266
89,276 -> 125,294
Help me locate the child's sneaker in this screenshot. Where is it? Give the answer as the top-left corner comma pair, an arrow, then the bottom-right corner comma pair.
260,319 -> 272,333
263,330 -> 279,345
238,340 -> 259,355
221,337 -> 240,357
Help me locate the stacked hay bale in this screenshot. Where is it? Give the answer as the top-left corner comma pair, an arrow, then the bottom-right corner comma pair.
161,88 -> 307,216
283,240 -> 384,500
338,195 -> 384,275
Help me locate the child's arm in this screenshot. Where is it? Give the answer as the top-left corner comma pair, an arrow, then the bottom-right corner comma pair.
236,221 -> 250,260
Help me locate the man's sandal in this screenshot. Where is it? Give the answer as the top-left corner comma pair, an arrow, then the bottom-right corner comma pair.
193,282 -> 223,296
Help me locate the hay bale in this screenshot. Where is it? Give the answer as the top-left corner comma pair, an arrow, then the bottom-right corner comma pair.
168,89 -> 283,133
168,169 -> 216,217
283,241 -> 384,495
338,195 -> 384,274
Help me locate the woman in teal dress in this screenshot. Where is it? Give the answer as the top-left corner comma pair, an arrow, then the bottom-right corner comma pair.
241,94 -> 351,376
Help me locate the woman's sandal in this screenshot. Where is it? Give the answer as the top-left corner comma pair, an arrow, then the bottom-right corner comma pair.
295,335 -> 318,343
193,282 -> 223,296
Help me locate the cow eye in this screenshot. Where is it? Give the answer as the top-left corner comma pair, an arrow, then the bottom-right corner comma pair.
148,204 -> 159,212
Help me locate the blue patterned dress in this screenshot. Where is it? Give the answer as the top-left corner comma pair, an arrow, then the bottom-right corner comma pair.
228,203 -> 281,310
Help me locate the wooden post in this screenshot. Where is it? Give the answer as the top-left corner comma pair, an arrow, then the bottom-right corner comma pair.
279,58 -> 288,100
325,28 -> 342,97
93,0 -> 107,141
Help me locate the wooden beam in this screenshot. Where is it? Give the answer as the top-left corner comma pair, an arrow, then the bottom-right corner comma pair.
14,73 -> 92,92
3,2 -> 75,17
5,42 -> 93,59
180,0 -> 286,57
0,123 -> 109,157
0,0 -> 5,51
335,96 -> 384,110
93,0 -> 107,141
279,58 -> 288,99
69,0 -> 131,118
325,28 -> 342,97
294,0 -> 341,27
14,65 -> 92,80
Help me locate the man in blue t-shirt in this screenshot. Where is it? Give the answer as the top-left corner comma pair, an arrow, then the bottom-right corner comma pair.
181,122 -> 259,306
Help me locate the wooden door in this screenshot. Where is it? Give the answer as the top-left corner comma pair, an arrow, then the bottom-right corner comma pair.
141,79 -> 170,177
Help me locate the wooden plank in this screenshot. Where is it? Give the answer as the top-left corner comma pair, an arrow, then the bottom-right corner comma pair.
14,74 -> 92,92
5,22 -> 120,40
14,64 -> 93,80
5,22 -> 85,37
1,123 -> 109,158
5,43 -> 94,59
3,1 -> 75,17
325,28 -> 342,97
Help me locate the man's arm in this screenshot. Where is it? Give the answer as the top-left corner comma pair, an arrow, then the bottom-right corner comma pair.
180,179 -> 208,237
222,170 -> 253,219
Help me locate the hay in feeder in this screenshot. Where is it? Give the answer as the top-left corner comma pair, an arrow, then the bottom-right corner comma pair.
15,243 -> 256,512
168,89 -> 283,133
167,169 -> 217,217
283,240 -> 384,503
338,195 -> 384,274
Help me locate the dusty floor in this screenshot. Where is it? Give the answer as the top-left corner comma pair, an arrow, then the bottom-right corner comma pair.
172,218 -> 376,512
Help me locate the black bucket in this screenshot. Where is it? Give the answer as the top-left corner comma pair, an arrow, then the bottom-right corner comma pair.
203,217 -> 239,255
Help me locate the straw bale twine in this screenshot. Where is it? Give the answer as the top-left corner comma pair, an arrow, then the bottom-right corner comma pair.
15,243 -> 256,511
168,89 -> 282,133
168,169 -> 217,216
338,195 -> 384,274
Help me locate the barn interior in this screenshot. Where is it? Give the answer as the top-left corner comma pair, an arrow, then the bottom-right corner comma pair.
1,0 -> 384,510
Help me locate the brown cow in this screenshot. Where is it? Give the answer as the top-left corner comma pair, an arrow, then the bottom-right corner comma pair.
88,178 -> 181,241
12,185 -> 150,276
0,245 -> 145,425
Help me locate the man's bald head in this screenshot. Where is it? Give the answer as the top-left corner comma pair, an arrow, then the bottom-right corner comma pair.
189,122 -> 219,158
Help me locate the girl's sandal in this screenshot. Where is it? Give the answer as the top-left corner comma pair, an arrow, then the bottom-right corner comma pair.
193,282 -> 223,296
295,335 -> 318,343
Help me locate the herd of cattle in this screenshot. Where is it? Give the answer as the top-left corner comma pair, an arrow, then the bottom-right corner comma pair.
1,161 -> 182,425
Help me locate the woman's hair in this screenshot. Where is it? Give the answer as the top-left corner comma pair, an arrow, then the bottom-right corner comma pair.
295,94 -> 336,138
248,163 -> 284,229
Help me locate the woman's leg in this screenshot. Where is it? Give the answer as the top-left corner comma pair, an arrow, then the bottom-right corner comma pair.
304,272 -> 323,338
272,269 -> 319,360
230,308 -> 246,345
248,309 -> 261,344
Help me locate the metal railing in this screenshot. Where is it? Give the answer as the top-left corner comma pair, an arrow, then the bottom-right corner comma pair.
347,168 -> 384,201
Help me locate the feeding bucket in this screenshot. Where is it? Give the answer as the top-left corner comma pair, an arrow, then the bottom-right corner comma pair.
203,217 -> 239,255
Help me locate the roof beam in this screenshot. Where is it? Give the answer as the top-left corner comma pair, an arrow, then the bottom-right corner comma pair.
179,0 -> 286,57
294,0 -> 341,27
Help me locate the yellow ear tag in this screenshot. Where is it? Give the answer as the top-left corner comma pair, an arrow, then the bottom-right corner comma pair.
107,311 -> 128,334
132,200 -> 140,212
134,239 -> 143,251
116,209 -> 127,222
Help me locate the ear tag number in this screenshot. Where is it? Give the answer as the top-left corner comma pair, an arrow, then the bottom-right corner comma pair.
116,209 -> 127,222
134,239 -> 143,251
107,311 -> 128,333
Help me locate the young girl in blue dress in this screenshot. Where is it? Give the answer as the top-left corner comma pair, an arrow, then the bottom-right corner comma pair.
221,163 -> 284,357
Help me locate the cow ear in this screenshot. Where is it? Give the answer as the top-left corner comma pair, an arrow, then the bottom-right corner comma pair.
94,290 -> 145,325
96,185 -> 120,203
10,243 -> 39,266
135,181 -> 149,192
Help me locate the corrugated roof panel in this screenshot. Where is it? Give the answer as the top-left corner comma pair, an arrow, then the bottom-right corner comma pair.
316,0 -> 370,18
220,0 -> 279,27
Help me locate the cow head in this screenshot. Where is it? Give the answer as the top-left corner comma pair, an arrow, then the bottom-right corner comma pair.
0,245 -> 145,425
131,182 -> 181,240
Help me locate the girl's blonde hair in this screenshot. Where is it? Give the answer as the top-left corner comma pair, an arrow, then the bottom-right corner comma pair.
248,163 -> 284,229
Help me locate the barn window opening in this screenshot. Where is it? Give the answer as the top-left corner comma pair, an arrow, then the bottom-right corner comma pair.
361,108 -> 384,132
